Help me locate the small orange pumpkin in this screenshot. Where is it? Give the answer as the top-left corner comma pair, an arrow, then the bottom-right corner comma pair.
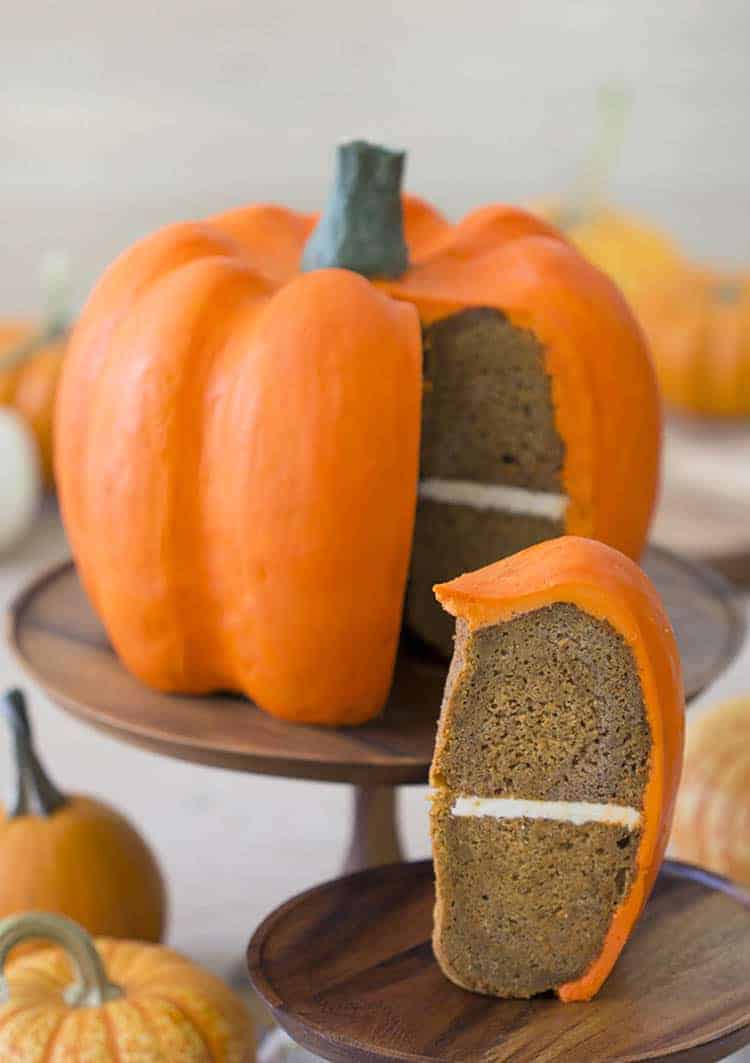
56,140 -> 659,720
0,911 -> 253,1060
670,695 -> 750,884
0,323 -> 67,487
638,268 -> 750,417
0,690 -> 166,944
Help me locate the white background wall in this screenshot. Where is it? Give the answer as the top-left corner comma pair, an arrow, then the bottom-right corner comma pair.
4,0 -> 749,315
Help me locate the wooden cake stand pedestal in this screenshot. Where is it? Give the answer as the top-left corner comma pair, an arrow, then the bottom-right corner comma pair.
248,858 -> 750,1063
6,548 -> 747,1060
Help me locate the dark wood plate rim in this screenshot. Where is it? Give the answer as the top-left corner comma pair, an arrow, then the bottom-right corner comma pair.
246,858 -> 750,1063
4,559 -> 446,785
5,549 -> 746,784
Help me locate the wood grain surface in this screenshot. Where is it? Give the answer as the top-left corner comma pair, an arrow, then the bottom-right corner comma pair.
247,858 -> 750,1063
6,549 -> 745,784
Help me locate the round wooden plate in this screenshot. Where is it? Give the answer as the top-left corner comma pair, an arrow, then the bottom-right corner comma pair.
247,858 -> 750,1063
6,548 -> 745,786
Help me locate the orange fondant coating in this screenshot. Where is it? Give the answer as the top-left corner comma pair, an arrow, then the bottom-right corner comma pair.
434,536 -> 684,1001
56,252 -> 421,725
208,197 -> 661,560
56,190 -> 659,722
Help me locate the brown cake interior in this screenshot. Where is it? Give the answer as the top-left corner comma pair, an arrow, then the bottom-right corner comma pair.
431,602 -> 652,998
409,504 -> 563,660
420,308 -> 564,487
432,791 -> 641,998
432,605 -> 651,806
408,307 -> 566,655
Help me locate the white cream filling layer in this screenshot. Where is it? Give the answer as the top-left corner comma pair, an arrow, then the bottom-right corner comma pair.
419,479 -> 567,520
450,796 -> 641,830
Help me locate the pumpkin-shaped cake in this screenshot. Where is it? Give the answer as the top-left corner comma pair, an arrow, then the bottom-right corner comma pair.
430,536 -> 684,1001
56,141 -> 660,723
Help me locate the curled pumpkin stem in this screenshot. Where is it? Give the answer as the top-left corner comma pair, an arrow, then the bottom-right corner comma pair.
0,912 -> 122,1007
2,689 -> 67,818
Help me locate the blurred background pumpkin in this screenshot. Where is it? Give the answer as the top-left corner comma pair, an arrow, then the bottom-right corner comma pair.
639,267 -> 750,417
670,694 -> 750,887
0,255 -> 71,488
534,85 -> 692,317
535,85 -> 750,421
532,82 -> 750,578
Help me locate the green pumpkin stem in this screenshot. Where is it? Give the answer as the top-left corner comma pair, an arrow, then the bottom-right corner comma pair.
302,140 -> 409,279
2,689 -> 67,818
0,912 -> 122,1006
562,84 -> 631,228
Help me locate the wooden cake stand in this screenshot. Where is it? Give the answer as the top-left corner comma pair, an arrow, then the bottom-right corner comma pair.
7,549 -> 747,1061
248,858 -> 750,1063
6,546 -> 746,877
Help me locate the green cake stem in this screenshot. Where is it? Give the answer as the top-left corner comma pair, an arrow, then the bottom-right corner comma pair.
302,140 -> 409,279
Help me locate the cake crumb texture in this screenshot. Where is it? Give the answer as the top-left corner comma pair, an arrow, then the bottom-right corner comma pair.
408,502 -> 563,656
431,792 -> 640,997
433,604 -> 651,806
420,307 -> 564,488
408,307 -> 567,655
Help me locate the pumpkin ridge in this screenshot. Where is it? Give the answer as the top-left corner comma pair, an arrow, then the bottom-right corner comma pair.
122,997 -> 172,1062
101,1004 -> 126,1063
79,258 -> 273,693
0,1003 -> 25,1034
56,222 -> 248,614
142,992 -> 219,1061
693,730 -> 750,872
220,269 -> 421,722
0,1003 -> 65,1055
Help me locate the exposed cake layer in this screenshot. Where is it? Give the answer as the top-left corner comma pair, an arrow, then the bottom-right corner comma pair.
450,795 -> 641,830
407,501 -> 563,656
431,791 -> 640,998
418,479 -> 567,520
431,603 -> 651,807
410,306 -> 566,654
421,307 -> 565,489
